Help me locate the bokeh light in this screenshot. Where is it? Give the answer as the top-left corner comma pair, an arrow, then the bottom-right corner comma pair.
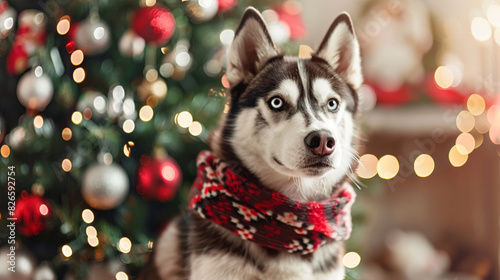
414,154 -> 435,178
62,127 -> 73,141
116,271 -> 129,280
57,16 -> 71,35
471,17 -> 492,41
73,67 -> 86,83
82,209 -> 94,224
356,154 -> 378,179
118,237 -> 132,254
377,155 -> 399,179
123,119 -> 135,133
139,105 -> 154,122
177,111 -> 193,128
62,158 -> 72,172
343,252 -> 361,269
456,132 -> 475,155
456,110 -> 475,133
33,115 -> 44,129
62,245 -> 72,258
188,121 -> 203,136
1,145 -> 10,158
467,94 -> 486,116
71,50 -> 84,66
449,145 -> 468,167
434,66 -> 454,89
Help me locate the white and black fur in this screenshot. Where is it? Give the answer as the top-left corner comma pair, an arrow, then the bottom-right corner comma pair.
141,7 -> 363,280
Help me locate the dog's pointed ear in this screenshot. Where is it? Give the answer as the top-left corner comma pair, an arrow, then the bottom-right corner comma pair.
314,13 -> 363,89
226,7 -> 279,86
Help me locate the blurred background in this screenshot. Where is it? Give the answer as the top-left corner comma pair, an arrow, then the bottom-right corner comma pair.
0,0 -> 499,279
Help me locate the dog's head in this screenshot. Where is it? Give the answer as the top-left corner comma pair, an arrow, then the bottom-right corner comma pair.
214,8 -> 362,200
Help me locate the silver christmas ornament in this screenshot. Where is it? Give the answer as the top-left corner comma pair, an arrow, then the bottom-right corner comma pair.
185,0 -> 218,23
82,163 -> 129,210
75,17 -> 111,55
17,67 -> 53,111
0,247 -> 36,280
33,262 -> 56,280
119,29 -> 145,57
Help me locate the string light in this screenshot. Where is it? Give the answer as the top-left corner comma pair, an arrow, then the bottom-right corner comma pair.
4,17 -> 13,30
471,17 -> 492,41
414,154 -> 435,178
82,209 -> 95,223
487,105 -> 500,126
189,121 -> 203,136
175,51 -> 191,68
39,204 -> 49,216
343,252 -> 361,269
62,159 -> 72,172
88,236 -> 99,247
490,125 -> 500,145
118,237 -> 132,254
57,16 -> 71,35
123,119 -> 135,134
356,154 -> 378,179
62,127 -> 73,141
139,105 -> 154,122
161,165 -> 176,181
434,66 -> 454,89
177,111 -> 193,128
33,115 -> 44,129
474,133 -> 484,149
71,50 -> 84,66
73,67 -> 86,83
123,142 -> 134,157
377,155 -> 399,179
487,4 -> 500,27
62,245 -> 73,258
221,75 -> 230,88
467,94 -> 486,116
449,145 -> 468,167
455,132 -> 475,155
456,110 -> 475,133
86,226 -> 97,237
115,271 -> 129,280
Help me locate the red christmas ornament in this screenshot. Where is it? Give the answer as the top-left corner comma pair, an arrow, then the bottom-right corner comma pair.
14,195 -> 50,236
218,0 -> 237,12
273,2 -> 305,40
136,157 -> 182,202
131,4 -> 175,45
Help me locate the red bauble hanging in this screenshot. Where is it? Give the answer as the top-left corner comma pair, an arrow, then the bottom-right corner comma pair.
364,80 -> 414,105
131,4 -> 175,45
273,2 -> 305,40
218,0 -> 237,12
14,194 -> 51,236
136,157 -> 182,202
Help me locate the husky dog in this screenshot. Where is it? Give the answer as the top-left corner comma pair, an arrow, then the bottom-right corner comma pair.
143,7 -> 362,280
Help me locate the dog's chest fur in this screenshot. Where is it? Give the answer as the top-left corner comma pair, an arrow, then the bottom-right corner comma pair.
150,214 -> 345,280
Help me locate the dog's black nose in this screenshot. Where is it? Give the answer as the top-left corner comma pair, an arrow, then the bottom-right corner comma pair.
304,130 -> 335,156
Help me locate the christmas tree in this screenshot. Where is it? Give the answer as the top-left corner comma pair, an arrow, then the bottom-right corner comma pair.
0,0 -> 306,278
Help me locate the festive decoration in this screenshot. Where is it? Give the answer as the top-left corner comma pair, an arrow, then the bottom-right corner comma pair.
6,9 -> 47,75
425,75 -> 468,104
74,16 -> 111,55
5,125 -> 27,150
33,263 -> 56,280
16,66 -> 54,111
0,1 -> 16,38
131,4 -> 175,45
119,29 -> 146,57
185,0 -> 219,23
273,1 -> 306,40
218,0 -> 237,12
82,163 -> 130,210
359,0 -> 433,100
190,151 -> 355,254
136,72 -> 168,106
77,90 -> 108,119
136,156 -> 182,202
364,81 -> 413,105
0,247 -> 36,279
14,194 -> 51,236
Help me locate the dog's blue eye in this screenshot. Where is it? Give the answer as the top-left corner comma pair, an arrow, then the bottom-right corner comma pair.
327,98 -> 339,111
269,97 -> 284,111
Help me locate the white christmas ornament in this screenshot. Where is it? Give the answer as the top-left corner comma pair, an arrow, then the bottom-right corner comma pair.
33,263 -> 56,280
82,163 -> 129,210
119,29 -> 146,57
0,2 -> 16,37
77,90 -> 108,119
0,247 -> 36,279
186,0 -> 218,23
17,67 -> 54,111
75,17 -> 111,55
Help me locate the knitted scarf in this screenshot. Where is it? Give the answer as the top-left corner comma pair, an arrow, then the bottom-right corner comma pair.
189,151 -> 355,255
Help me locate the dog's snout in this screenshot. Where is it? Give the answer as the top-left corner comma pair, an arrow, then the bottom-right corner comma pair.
304,130 -> 335,156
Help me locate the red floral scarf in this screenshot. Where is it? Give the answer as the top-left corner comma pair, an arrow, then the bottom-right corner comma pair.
189,151 -> 356,254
